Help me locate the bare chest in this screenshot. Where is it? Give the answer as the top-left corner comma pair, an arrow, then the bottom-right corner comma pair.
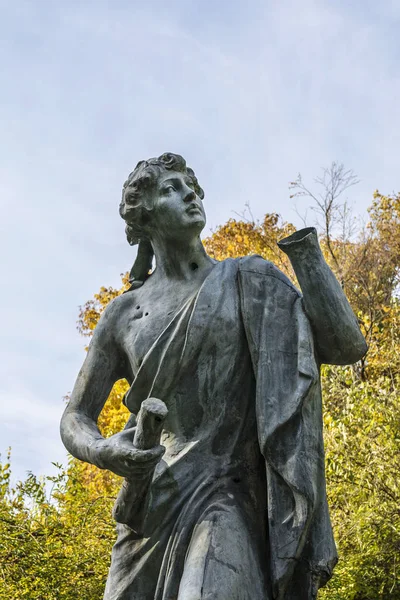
120,281 -> 201,375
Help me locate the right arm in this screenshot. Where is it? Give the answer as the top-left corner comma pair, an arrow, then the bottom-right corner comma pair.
60,301 -> 121,465
60,301 -> 163,478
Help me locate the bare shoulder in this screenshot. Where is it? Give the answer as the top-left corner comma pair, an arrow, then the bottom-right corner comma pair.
91,290 -> 138,345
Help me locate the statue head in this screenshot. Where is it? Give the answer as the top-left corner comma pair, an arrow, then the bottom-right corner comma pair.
119,153 -> 205,286
120,152 -> 205,246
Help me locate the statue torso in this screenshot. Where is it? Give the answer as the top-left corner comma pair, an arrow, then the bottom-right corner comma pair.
115,268 -> 213,378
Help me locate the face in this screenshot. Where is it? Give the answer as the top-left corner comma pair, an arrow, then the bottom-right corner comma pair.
150,170 -> 206,242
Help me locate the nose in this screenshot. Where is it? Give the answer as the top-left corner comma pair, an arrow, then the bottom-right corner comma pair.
183,188 -> 197,203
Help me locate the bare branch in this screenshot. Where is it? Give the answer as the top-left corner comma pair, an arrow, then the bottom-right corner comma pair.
289,162 -> 360,285
232,202 -> 256,224
293,203 -> 310,228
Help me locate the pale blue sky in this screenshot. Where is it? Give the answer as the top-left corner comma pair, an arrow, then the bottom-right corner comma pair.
1,0 -> 399,483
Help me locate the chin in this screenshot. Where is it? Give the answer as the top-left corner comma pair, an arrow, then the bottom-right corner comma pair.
191,218 -> 206,234
182,213 -> 205,228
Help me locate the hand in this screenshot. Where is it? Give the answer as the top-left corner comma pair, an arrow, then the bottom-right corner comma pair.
93,427 -> 165,479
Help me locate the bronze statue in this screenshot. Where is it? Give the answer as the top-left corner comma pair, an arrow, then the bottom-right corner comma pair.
60,153 -> 367,600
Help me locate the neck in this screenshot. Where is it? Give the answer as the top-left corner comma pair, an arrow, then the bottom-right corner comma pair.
151,235 -> 214,280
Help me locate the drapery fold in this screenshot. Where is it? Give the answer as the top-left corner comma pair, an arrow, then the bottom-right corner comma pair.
239,256 -> 337,599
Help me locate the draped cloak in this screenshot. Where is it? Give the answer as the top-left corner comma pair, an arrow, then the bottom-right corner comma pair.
104,255 -> 344,600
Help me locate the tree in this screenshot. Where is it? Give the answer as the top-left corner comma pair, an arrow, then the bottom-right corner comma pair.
203,212 -> 295,273
0,455 -> 115,599
319,373 -> 400,600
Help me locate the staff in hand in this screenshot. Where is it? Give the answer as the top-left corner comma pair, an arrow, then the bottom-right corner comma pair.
112,398 -> 168,533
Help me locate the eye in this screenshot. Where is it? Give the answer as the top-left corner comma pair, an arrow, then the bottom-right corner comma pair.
162,185 -> 175,194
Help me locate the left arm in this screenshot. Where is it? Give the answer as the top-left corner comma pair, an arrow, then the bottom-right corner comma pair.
278,227 -> 367,365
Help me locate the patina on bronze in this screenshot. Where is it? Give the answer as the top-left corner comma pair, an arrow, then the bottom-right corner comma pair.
60,153 -> 367,600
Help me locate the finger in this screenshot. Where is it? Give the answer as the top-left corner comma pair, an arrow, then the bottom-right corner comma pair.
118,427 -> 137,443
120,456 -> 164,477
122,456 -> 160,469
121,457 -> 162,475
123,414 -> 137,430
121,450 -> 163,466
129,445 -> 165,463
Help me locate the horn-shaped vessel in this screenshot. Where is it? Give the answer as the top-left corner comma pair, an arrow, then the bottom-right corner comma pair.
278,227 -> 367,364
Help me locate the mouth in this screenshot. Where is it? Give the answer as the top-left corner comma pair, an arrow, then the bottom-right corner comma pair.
186,203 -> 202,214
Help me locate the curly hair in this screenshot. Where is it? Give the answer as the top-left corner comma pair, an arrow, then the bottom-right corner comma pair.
120,152 -> 204,246
119,152 -> 205,287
